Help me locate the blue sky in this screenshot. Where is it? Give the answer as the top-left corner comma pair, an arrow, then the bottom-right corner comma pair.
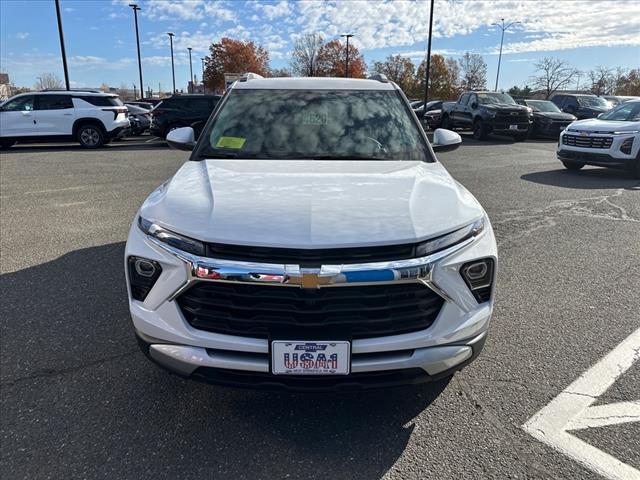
1,0 -> 639,94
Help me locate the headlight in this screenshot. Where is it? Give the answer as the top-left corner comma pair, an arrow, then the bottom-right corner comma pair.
415,217 -> 485,257
138,216 -> 206,256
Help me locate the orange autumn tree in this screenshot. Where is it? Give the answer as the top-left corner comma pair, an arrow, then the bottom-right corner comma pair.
204,38 -> 270,92
316,39 -> 367,78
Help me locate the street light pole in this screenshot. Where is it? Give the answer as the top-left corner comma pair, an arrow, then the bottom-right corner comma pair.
167,32 -> 176,93
340,33 -> 354,78
201,57 -> 206,93
54,0 -> 70,90
129,4 -> 143,99
187,47 -> 193,93
422,0 -> 434,117
492,18 -> 521,92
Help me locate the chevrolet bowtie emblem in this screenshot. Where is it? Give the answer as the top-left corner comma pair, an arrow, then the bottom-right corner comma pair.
294,273 -> 332,288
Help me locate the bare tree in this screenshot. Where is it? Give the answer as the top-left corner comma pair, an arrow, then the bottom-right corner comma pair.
587,66 -> 614,95
34,72 -> 63,91
290,33 -> 324,77
530,58 -> 578,99
458,53 -> 487,91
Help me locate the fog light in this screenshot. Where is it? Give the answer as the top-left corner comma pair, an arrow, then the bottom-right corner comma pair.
134,258 -> 157,277
128,256 -> 162,301
460,258 -> 495,303
620,137 -> 634,155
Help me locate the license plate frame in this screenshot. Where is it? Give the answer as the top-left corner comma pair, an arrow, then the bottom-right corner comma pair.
271,340 -> 351,375
509,124 -> 519,131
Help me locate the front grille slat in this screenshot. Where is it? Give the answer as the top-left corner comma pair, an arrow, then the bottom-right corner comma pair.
178,282 -> 444,339
563,134 -> 613,148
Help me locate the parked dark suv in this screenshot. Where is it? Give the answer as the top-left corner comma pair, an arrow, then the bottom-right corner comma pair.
550,94 -> 610,119
150,94 -> 221,138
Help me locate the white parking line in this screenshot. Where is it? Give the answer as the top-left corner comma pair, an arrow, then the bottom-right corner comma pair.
523,327 -> 640,480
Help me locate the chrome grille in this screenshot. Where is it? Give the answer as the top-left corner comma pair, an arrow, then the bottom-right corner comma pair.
563,134 -> 613,148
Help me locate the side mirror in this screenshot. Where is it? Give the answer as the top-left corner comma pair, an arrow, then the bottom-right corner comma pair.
190,120 -> 206,140
470,102 -> 478,109
432,128 -> 462,152
166,126 -> 195,151
564,106 -> 575,114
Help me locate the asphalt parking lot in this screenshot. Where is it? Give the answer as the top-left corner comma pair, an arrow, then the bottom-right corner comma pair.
1,134 -> 638,479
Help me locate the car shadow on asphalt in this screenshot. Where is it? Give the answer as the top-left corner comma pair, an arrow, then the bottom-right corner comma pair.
521,168 -> 640,190
1,242 -> 450,479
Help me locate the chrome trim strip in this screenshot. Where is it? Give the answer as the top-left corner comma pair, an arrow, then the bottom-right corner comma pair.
149,233 -> 479,304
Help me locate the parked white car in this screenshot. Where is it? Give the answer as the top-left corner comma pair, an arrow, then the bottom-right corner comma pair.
125,75 -> 498,391
558,99 -> 640,177
0,90 -> 130,149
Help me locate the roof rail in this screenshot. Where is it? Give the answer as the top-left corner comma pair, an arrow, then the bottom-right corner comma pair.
238,72 -> 264,82
367,73 -> 388,83
41,88 -> 104,93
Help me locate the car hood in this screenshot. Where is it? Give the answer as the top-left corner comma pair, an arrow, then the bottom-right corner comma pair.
568,118 -> 640,133
535,112 -> 575,121
483,104 -> 529,113
139,159 -> 485,249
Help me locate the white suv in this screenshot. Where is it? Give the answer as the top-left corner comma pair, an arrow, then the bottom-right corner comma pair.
125,75 -> 498,391
0,91 -> 130,149
558,99 -> 640,177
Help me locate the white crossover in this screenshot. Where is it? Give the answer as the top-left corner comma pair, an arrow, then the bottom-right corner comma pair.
558,99 -> 640,177
125,75 -> 498,391
0,90 -> 130,149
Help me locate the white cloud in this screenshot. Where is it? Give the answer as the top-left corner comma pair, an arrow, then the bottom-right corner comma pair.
142,0 -> 235,22
64,7 -> 75,12
289,0 -> 640,54
15,32 -> 30,40
255,0 -> 292,21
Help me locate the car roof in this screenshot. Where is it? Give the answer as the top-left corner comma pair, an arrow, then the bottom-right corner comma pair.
231,77 -> 396,91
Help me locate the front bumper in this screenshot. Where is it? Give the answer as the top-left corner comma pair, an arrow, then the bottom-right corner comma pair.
557,131 -> 639,168
125,216 -> 498,390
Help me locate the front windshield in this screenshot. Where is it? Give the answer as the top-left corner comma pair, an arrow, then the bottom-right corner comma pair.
599,102 -> 640,121
577,96 -> 609,108
526,100 -> 561,113
195,89 -> 431,162
477,92 -> 516,105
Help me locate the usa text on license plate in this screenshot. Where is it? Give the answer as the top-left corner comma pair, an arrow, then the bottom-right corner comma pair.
271,341 -> 350,375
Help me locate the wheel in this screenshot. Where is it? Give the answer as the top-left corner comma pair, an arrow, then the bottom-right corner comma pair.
441,114 -> 452,130
562,161 -> 585,171
0,140 -> 15,150
77,124 -> 104,148
472,119 -> 488,140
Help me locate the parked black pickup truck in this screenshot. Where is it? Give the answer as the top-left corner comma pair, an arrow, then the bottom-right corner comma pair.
441,91 -> 532,140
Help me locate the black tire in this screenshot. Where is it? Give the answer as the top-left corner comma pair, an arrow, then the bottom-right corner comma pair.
0,140 -> 15,150
441,114 -> 452,130
77,124 -> 105,148
629,154 -> 640,179
562,161 -> 585,171
472,119 -> 488,140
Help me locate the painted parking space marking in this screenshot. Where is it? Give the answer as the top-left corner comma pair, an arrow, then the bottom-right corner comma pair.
523,327 -> 640,480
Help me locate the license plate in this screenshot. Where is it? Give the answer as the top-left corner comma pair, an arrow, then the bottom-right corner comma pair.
271,340 -> 350,375
509,124 -> 519,130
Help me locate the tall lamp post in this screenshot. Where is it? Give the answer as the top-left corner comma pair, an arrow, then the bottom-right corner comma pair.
422,0 -> 434,117
54,0 -> 70,90
129,4 -> 143,99
201,57 -> 206,93
340,33 -> 354,78
167,32 -> 176,93
492,18 -> 521,91
187,47 -> 193,93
